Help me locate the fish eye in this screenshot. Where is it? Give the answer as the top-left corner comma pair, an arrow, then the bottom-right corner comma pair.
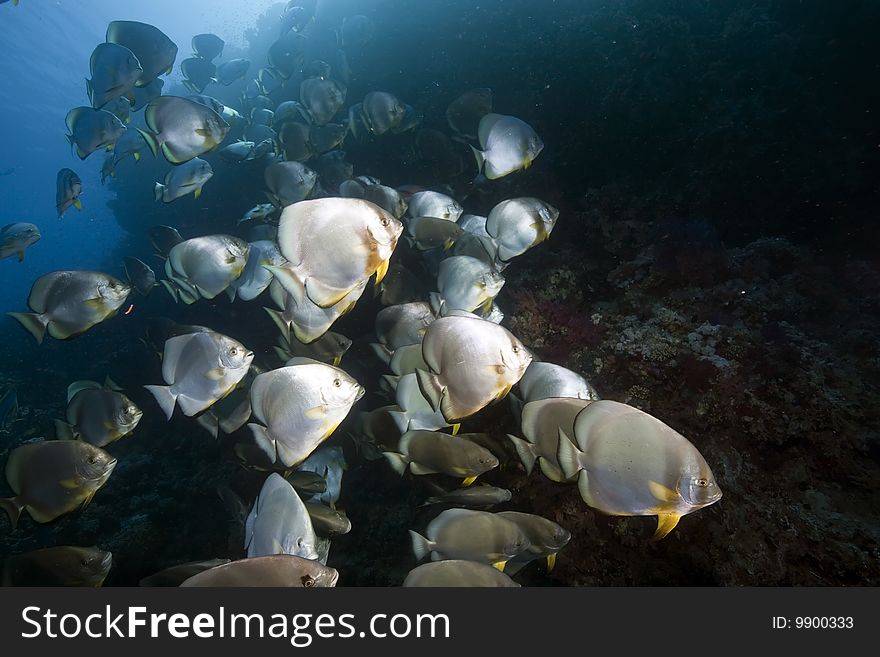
380,217 -> 389,226
230,347 -> 238,356
512,345 -> 520,353
301,575 -> 315,587
89,455 -> 98,464
333,378 -> 341,387
696,478 -> 709,487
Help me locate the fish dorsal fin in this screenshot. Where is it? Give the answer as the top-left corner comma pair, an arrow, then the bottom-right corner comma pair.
67,380 -> 103,403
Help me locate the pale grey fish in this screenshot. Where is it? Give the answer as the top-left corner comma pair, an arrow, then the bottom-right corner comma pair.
139,558 -> 230,587
406,216 -> 464,253
376,263 -> 421,306
257,67 -> 283,95
106,20 -> 177,87
239,203 -> 276,224
122,256 -> 156,296
274,100 -> 312,127
390,104 -> 423,134
384,430 -> 498,483
163,234 -> 249,304
486,197 -> 559,262
451,231 -> 498,267
148,225 -> 183,257
434,255 -> 504,315
361,91 -> 405,135
296,445 -> 346,507
8,270 -> 130,344
423,484 -> 512,508
403,560 -> 519,587
198,375 -> 253,437
471,113 -> 544,179
87,42 -> 142,109
154,157 -> 213,203
112,128 -> 146,163
388,371 -> 451,433
341,14 -> 374,48
219,140 -> 258,162
557,399 -> 723,540
364,184 -> 408,219
338,178 -> 366,198
247,362 -> 363,467
187,94 -> 224,115
0,223 -> 40,262
416,313 -> 532,422
221,105 -> 245,126
284,470 -> 327,496
300,77 -> 347,125
265,277 -> 366,345
446,88 -> 492,140
518,361 -> 600,403
245,473 -> 319,559
226,240 -> 284,302
269,197 -> 402,309
250,107 -> 275,126
409,509 -> 530,567
191,33 -> 224,61
278,331 -> 351,366
309,123 -> 346,153
305,502 -> 351,537
375,301 -> 435,350
264,161 -> 318,207
389,343 -> 427,376
137,96 -> 229,164
55,382 -> 142,447
180,555 -> 338,587
508,396 -> 591,482
65,107 -> 126,160
131,77 -> 163,111
407,191 -> 463,222
0,440 -> 117,528
497,511 -> 571,569
279,121 -> 315,161
144,330 -> 253,419
180,57 -> 217,94
2,546 -> 112,587
457,213 -> 490,237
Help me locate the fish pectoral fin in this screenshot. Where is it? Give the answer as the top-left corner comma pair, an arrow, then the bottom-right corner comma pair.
60,477 -> 83,489
374,258 -> 390,285
450,423 -> 461,435
73,199 -> 83,210
83,297 -> 106,310
206,367 -> 226,381
303,404 -> 327,420
546,553 -> 557,572
193,186 -> 203,200
81,490 -> 96,510
461,475 -> 477,487
492,561 -> 507,572
648,480 -> 680,503
652,513 -> 681,541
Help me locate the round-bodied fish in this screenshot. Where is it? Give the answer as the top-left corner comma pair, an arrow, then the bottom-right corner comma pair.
471,113 -> 544,179
265,276 -> 367,344
8,270 -> 131,344
403,560 -> 518,587
409,509 -> 530,568
497,511 -> 571,572
361,91 -> 405,135
180,57 -> 217,94
137,96 -> 229,164
446,88 -> 492,140
191,33 -> 224,61
180,555 -> 338,587
227,240 -> 284,302
363,184 -> 407,219
65,107 -> 126,160
269,197 -> 403,309
305,502 -> 351,537
434,255 -> 504,315
557,399 -> 723,540
163,234 -> 249,304
247,362 -> 363,467
245,473 -> 319,559
416,313 -> 532,422
56,168 -> 83,217
154,157 -> 213,203
55,381 -> 143,447
384,430 -> 499,485
486,197 -> 559,262
87,42 -> 142,109
106,20 -> 177,87
264,161 -> 318,207
300,77 -> 346,125
2,546 -> 112,587
0,440 -> 117,528
407,191 -> 463,222
0,223 -> 40,262
122,256 -> 157,296
144,330 -> 253,419
517,361 -> 600,404
215,58 -> 250,85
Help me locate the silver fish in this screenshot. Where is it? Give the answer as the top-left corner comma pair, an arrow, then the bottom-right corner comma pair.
180,555 -> 338,587
163,234 -> 249,304
154,157 -> 213,203
54,380 -> 142,447
433,255 -> 504,315
106,20 -> 177,87
226,240 -> 284,302
486,197 -> 558,263
137,96 -> 229,164
300,77 -> 347,125
245,473 -> 319,559
403,560 -> 519,587
215,59 -> 250,85
384,430 -> 498,485
0,223 -> 40,262
87,42 -> 142,109
407,191 -> 463,222
471,113 -> 544,179
65,107 -> 126,160
361,91 -> 405,135
264,161 -> 318,207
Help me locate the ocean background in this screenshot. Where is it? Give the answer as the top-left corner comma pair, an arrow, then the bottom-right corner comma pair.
0,0 -> 877,586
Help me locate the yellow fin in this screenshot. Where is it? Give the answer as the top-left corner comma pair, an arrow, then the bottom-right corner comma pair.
73,199 -> 83,210
133,152 -> 140,161
60,478 -> 82,489
652,514 -> 681,541
194,186 -> 203,200
304,405 -> 326,420
451,423 -> 460,435
374,259 -> 389,285
206,367 -> 226,381
546,553 -> 557,572
492,561 -> 507,572
648,480 -> 679,504
461,475 -> 477,487
332,355 -> 342,367
83,298 -> 106,310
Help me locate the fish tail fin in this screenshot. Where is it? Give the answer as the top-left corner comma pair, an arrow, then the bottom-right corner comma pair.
470,144 -> 485,174
54,419 -> 77,441
263,307 -> 291,343
144,384 -> 177,420
7,312 -> 48,344
154,182 -> 165,202
0,497 -> 24,530
556,427 -> 585,480
507,434 -> 537,476
136,128 -> 159,158
16,249 -> 24,263
382,452 -> 409,476
415,368 -> 443,412
408,530 -> 435,561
